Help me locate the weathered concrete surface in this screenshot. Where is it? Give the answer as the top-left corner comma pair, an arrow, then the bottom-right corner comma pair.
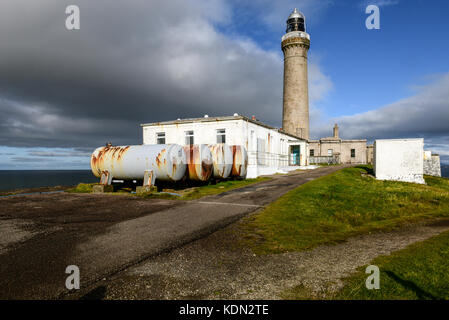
89,219 -> 449,300
0,194 -> 182,299
92,185 -> 114,193
0,165 -> 347,299
374,138 -> 425,184
423,154 -> 441,177
0,219 -> 38,255
366,144 -> 374,165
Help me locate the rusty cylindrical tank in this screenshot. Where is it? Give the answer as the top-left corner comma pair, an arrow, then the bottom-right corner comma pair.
183,144 -> 213,181
231,145 -> 248,178
90,144 -> 186,181
208,144 -> 233,179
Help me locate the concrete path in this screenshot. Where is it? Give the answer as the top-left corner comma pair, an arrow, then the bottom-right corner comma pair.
0,165 -> 346,299
93,219 -> 449,300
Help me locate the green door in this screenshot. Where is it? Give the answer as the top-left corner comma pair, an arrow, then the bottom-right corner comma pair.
291,145 -> 300,165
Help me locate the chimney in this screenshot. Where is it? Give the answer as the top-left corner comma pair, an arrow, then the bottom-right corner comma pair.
333,124 -> 339,138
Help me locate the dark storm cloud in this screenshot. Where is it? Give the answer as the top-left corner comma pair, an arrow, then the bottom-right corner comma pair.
0,0 -> 331,149
28,150 -> 90,157
10,156 -> 55,163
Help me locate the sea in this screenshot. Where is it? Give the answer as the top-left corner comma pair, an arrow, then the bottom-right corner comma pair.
0,166 -> 448,192
0,170 -> 98,191
442,165 -> 449,179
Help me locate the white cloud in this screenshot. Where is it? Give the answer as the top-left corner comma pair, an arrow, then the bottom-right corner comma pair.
359,0 -> 400,9
311,72 -> 449,162
308,57 -> 334,105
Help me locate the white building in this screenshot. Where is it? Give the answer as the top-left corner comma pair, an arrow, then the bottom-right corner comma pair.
141,115 -> 308,178
374,138 -> 425,184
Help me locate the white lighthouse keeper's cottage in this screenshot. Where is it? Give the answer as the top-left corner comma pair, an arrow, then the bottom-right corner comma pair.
141,114 -> 308,178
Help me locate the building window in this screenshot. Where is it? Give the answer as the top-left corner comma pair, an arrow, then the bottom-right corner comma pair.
156,132 -> 165,144
351,149 -> 356,158
328,149 -> 333,156
185,130 -> 194,145
310,149 -> 314,157
216,129 -> 226,143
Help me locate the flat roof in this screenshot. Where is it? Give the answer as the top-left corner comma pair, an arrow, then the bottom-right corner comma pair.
141,115 -> 307,141
320,137 -> 342,141
374,138 -> 424,142
309,138 -> 367,143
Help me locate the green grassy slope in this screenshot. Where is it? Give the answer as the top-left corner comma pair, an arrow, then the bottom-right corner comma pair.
334,230 -> 449,300
240,166 -> 449,254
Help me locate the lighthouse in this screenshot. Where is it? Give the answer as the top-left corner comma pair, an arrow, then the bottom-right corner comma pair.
281,8 -> 310,140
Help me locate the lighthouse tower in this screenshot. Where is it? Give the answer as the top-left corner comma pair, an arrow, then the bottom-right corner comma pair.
281,8 -> 310,140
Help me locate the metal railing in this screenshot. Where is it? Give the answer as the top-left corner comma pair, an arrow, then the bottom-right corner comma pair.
309,155 -> 340,165
248,151 -> 300,166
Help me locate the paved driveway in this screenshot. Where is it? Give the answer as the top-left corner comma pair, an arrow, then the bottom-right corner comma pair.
0,165 -> 347,299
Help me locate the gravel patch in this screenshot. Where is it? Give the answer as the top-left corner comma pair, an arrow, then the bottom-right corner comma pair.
96,219 -> 449,300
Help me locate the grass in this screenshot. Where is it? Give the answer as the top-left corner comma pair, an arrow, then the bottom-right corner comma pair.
281,284 -> 318,300
332,230 -> 449,300
181,178 -> 270,200
66,178 -> 269,200
239,165 -> 449,254
0,186 -> 67,196
66,183 -> 96,193
139,177 -> 270,200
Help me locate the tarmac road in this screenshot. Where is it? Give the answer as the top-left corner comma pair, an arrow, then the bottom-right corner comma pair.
0,165 -> 347,299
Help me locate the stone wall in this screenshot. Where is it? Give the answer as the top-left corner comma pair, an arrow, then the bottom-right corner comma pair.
308,139 -> 367,164
366,145 -> 374,164
341,140 -> 367,164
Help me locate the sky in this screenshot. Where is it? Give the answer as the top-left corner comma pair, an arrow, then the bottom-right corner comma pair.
0,0 -> 448,169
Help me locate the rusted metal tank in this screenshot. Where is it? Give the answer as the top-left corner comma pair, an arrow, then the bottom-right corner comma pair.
208,144 -> 233,179
90,144 -> 186,181
231,145 -> 248,178
183,144 -> 213,181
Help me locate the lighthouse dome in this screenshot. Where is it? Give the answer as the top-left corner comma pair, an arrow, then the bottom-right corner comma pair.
286,8 -> 306,33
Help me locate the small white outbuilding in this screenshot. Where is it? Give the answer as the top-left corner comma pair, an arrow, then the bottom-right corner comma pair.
141,115 -> 308,178
374,138 -> 425,184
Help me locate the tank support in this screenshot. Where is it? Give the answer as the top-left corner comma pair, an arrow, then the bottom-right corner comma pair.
100,170 -> 113,185
136,170 -> 156,194
143,170 -> 156,187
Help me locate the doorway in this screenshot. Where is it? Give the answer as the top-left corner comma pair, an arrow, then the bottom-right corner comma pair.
290,145 -> 300,165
